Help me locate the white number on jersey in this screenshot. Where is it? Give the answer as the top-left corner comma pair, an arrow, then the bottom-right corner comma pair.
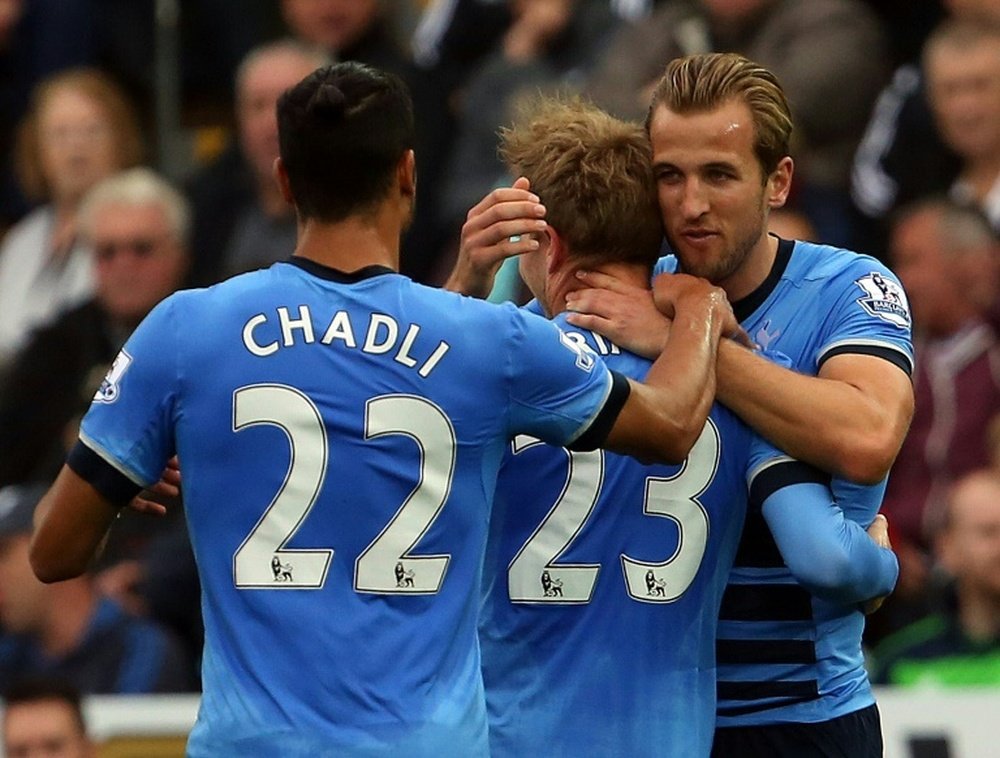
507,436 -> 603,603
620,421 -> 718,603
233,384 -> 333,588
355,395 -> 455,594
508,420 -> 720,604
232,386 -> 456,593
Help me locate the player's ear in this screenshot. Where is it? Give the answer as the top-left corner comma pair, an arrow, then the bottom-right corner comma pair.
544,224 -> 564,274
397,149 -> 416,199
273,158 -> 295,206
766,156 -> 793,208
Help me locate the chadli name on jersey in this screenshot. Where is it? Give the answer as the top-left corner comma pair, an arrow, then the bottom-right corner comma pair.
241,305 -> 450,377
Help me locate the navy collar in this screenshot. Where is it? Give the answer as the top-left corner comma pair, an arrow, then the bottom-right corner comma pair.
284,256 -> 397,283
731,237 -> 794,323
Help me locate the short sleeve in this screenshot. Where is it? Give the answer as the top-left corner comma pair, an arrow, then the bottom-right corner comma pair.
77,296 -> 182,487
816,260 -> 913,376
503,308 -> 618,447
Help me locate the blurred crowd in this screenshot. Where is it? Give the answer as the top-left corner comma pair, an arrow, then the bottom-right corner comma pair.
0,0 -> 998,695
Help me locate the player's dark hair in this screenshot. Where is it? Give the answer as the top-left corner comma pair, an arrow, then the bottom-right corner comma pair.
2,676 -> 87,734
277,62 -> 415,222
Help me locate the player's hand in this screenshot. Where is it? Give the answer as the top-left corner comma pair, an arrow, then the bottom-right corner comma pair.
564,270 -> 671,359
652,273 -> 753,348
128,456 -> 181,516
444,177 -> 547,298
862,513 -> 893,615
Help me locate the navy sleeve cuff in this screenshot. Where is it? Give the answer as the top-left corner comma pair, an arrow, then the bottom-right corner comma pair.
568,370 -> 631,451
67,441 -> 143,508
818,343 -> 913,377
749,459 -> 830,509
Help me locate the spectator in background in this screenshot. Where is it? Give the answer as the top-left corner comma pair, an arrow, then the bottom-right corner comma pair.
872,468 -> 1000,686
925,18 -> 1000,230
585,0 -> 889,249
0,68 -> 142,370
281,0 -> 410,75
0,0 -> 97,229
2,676 -> 96,758
438,0 -> 620,251
851,0 -> 1000,257
186,40 -> 328,285
877,198 -> 1000,638
0,168 -> 200,668
0,168 -> 190,489
0,483 -> 197,693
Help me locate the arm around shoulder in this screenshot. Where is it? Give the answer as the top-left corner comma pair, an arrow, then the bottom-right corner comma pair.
762,479 -> 899,605
717,342 -> 913,483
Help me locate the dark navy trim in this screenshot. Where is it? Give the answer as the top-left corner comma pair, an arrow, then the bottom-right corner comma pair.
284,257 -> 397,283
67,441 -> 142,508
568,371 -> 631,451
737,460 -> 829,568
750,460 -> 830,505
731,237 -> 794,323
716,639 -> 817,665
733,509 -> 784,568
717,679 -> 820,702
720,583 -> 813,621
716,682 -> 821,716
819,343 -> 913,377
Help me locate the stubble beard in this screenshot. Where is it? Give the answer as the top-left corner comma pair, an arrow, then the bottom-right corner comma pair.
666,197 -> 767,286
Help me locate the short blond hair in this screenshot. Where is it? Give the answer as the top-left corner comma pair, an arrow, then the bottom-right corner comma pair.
14,68 -> 144,202
648,53 -> 793,177
499,97 -> 662,271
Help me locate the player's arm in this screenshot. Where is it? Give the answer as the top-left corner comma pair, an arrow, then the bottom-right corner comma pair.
755,461 -> 899,604
564,269 -> 914,484
581,275 -> 732,463
717,342 -> 913,484
30,464 -> 121,583
444,177 -> 548,297
32,297 -> 181,581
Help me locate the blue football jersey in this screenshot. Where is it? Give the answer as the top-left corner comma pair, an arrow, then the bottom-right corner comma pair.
657,238 -> 914,726
74,259 -> 625,757
478,316 -> 891,757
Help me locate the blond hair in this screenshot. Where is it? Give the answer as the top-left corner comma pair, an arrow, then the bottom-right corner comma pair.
14,68 -> 144,202
648,53 -> 793,177
500,97 -> 662,270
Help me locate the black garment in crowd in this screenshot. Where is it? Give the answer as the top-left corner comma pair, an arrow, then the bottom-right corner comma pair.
0,299 -> 119,488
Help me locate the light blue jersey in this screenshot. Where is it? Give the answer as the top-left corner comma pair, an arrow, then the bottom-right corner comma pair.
656,238 -> 914,726
73,259 -> 628,757
479,314 -> 898,757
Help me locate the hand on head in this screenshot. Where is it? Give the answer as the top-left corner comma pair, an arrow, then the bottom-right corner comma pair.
444,177 -> 548,298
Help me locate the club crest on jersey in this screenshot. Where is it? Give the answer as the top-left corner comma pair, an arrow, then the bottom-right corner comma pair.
93,350 -> 133,403
854,272 -> 911,329
558,329 -> 597,372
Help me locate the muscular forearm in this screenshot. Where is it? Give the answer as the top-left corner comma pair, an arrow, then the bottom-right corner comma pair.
635,303 -> 721,459
716,340 -> 910,483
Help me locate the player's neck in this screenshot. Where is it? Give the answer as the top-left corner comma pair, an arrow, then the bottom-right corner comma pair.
550,261 -> 649,317
293,207 -> 401,273
717,232 -> 779,302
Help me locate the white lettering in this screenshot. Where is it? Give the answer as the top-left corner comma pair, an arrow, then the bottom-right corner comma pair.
394,324 -> 421,368
364,314 -> 398,354
320,310 -> 357,347
418,341 -> 450,378
279,305 -> 315,347
243,307 -> 447,377
243,314 -> 279,357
